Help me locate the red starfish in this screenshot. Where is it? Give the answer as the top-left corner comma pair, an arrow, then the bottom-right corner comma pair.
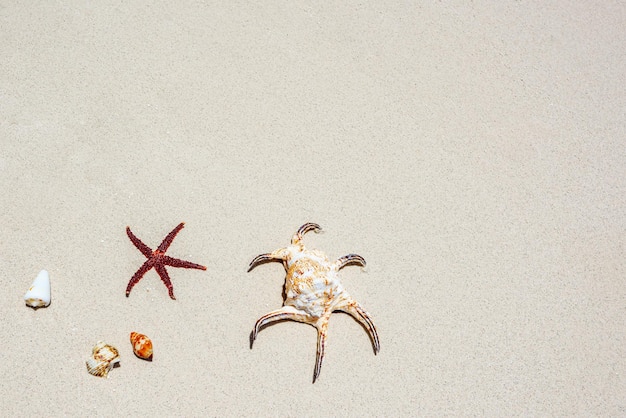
126,222 -> 206,300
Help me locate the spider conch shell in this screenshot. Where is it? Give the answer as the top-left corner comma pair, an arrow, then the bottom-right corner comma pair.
24,270 -> 51,309
130,332 -> 153,361
248,223 -> 380,383
86,341 -> 120,378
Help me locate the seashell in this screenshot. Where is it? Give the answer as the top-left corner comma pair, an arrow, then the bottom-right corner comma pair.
130,332 -> 153,361
86,358 -> 112,377
86,341 -> 120,378
24,270 -> 51,309
248,223 -> 380,383
92,341 -> 120,363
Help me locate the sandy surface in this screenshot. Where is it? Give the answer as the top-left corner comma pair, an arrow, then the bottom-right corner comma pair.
1,2 -> 625,416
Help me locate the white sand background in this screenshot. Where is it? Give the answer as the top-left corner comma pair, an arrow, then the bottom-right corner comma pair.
1,2 -> 625,416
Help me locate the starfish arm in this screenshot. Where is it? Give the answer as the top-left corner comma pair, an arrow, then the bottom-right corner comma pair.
291,222 -> 321,245
126,226 -> 153,258
335,299 -> 380,354
126,259 -> 154,297
250,305 -> 312,348
154,263 -> 177,300
162,255 -> 207,270
313,320 -> 329,383
157,222 -> 186,252
334,254 -> 366,270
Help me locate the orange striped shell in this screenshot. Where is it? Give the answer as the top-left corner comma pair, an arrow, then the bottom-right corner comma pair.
130,332 -> 153,361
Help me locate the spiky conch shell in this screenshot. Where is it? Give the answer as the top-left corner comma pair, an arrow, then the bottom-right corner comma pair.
130,332 -> 153,361
86,342 -> 120,378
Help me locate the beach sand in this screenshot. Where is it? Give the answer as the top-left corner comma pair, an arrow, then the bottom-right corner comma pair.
1,2 -> 625,416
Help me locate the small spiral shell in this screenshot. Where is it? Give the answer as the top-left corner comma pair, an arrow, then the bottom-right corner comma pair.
86,342 -> 120,378
130,332 -> 153,361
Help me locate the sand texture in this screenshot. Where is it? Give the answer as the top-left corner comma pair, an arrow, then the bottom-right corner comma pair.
1,2 -> 625,416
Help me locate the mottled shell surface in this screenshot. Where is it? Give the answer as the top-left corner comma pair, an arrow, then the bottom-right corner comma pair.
92,341 -> 120,362
283,248 -> 345,318
86,341 -> 120,378
130,332 -> 153,361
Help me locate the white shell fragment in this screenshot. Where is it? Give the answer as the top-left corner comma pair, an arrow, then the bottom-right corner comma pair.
86,341 -> 120,378
24,270 -> 51,309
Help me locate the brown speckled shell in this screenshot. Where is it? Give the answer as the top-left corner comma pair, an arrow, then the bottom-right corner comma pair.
130,332 -> 153,361
86,342 -> 120,378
